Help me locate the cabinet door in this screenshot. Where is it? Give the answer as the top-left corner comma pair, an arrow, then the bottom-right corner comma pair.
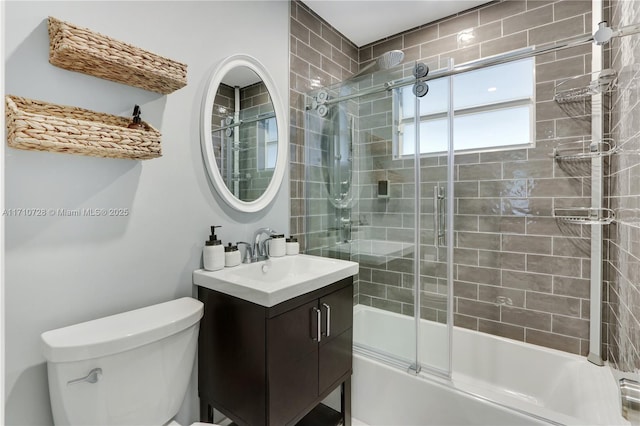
319,285 -> 353,393
198,288 -> 266,426
319,284 -> 353,340
267,300 -> 319,425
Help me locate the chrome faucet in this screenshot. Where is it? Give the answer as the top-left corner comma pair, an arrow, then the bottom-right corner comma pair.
252,228 -> 277,262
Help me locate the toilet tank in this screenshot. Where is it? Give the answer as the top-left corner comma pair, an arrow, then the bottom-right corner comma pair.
41,297 -> 204,426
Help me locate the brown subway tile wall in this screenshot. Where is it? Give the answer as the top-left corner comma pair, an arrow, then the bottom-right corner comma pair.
291,0 -> 606,357
604,0 -> 640,374
351,0 -> 593,355
289,0 -> 360,250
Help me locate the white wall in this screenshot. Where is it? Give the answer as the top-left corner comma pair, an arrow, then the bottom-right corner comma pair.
3,2 -> 290,424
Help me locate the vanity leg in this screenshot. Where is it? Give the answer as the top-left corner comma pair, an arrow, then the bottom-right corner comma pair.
341,377 -> 352,426
200,399 -> 214,423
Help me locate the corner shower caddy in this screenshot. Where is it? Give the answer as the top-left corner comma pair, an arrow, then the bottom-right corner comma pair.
553,207 -> 616,225
550,138 -> 617,225
549,138 -> 618,160
48,17 -> 187,94
553,68 -> 617,103
5,95 -> 162,160
551,65 -> 618,227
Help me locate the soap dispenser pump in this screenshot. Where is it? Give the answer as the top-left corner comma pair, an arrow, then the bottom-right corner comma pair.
127,105 -> 145,130
203,225 -> 224,271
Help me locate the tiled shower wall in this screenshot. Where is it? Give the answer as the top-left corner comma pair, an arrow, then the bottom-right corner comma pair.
604,0 -> 640,373
291,0 -> 598,355
355,0 -> 594,356
289,0 -> 359,250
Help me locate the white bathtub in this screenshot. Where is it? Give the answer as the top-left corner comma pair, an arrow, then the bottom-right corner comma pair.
352,305 -> 627,426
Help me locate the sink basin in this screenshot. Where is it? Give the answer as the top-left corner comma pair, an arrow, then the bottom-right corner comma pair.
193,254 -> 359,307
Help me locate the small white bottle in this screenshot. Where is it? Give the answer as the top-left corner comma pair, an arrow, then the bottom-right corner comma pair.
269,234 -> 286,257
286,236 -> 299,255
203,226 -> 224,271
224,243 -> 241,267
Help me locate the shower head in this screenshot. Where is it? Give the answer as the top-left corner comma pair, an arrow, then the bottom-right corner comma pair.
348,49 -> 405,80
376,50 -> 405,70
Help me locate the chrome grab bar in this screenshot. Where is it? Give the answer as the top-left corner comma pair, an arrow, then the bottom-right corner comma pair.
67,368 -> 102,386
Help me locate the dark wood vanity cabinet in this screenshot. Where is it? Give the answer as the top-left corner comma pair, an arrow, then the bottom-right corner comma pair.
198,277 -> 353,426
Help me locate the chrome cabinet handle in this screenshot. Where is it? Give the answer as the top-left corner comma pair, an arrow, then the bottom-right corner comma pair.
312,307 -> 322,342
322,303 -> 331,337
67,368 -> 102,386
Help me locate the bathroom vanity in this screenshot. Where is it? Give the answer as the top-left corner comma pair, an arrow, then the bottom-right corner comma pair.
194,255 -> 358,426
198,277 -> 353,426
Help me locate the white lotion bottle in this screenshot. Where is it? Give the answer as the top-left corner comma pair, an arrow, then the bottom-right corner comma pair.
203,226 -> 224,271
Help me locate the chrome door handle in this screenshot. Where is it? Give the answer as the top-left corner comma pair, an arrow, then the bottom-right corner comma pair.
322,303 -> 331,337
433,186 -> 439,246
67,368 -> 102,386
312,307 -> 322,342
433,186 -> 445,246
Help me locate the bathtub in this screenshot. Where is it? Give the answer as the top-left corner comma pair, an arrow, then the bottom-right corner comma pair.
352,305 -> 627,426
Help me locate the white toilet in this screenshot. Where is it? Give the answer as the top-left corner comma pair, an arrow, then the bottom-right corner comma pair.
40,297 -> 216,426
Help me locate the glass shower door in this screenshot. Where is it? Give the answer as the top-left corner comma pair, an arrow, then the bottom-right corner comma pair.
304,59 -> 453,375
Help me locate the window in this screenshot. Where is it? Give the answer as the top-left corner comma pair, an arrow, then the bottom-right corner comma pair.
395,57 -> 535,156
258,117 -> 277,170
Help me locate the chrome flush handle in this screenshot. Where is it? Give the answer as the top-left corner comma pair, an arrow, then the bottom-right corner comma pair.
67,368 -> 102,386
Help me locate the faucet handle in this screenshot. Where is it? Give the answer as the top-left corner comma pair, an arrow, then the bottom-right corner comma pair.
236,242 -> 253,263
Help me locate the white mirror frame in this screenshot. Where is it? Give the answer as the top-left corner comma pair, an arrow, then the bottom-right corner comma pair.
201,54 -> 287,213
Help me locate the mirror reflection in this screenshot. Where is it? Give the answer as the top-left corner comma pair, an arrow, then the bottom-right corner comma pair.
210,66 -> 278,202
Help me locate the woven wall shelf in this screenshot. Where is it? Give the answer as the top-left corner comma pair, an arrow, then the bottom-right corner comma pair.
6,95 -> 162,160
48,17 -> 187,94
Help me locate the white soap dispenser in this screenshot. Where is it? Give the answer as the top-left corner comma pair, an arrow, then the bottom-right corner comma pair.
224,242 -> 241,267
269,234 -> 286,257
286,236 -> 299,255
203,226 -> 224,271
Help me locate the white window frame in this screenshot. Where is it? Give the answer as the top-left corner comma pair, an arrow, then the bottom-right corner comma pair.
394,57 -> 536,158
258,116 -> 277,170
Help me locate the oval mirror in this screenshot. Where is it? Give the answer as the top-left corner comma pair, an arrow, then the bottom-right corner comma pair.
201,54 -> 287,212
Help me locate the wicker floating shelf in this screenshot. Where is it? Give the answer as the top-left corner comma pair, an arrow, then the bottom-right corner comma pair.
48,16 -> 187,94
5,95 -> 162,160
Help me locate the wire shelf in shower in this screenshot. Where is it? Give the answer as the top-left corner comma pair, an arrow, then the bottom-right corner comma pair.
554,69 -> 617,103
549,138 -> 617,160
553,207 -> 616,225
